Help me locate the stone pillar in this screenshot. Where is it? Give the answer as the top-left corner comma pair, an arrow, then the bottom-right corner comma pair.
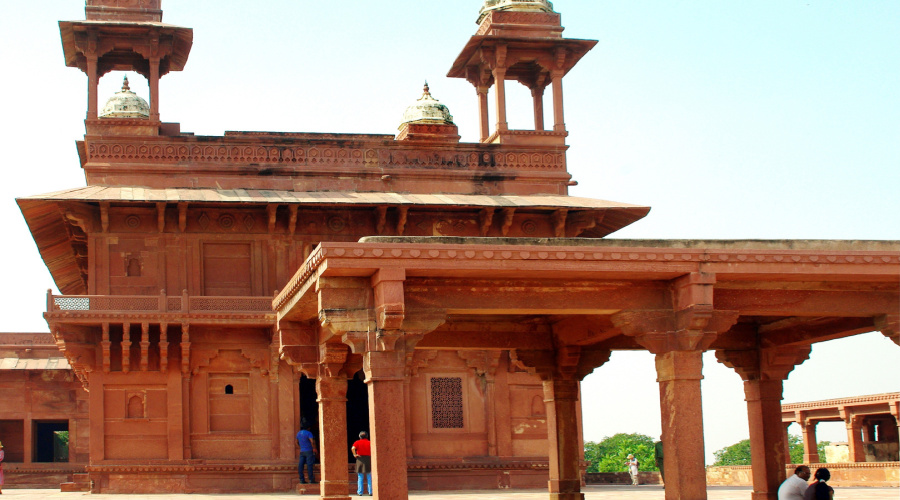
798,413 -> 820,463
366,348 -> 410,499
656,350 -> 708,500
532,86 -> 546,131
716,346 -> 810,500
477,86 -> 490,142
783,422 -> 792,464
86,54 -> 99,120
545,378 -> 583,500
842,411 -> 865,463
551,70 -> 565,132
517,343 -> 610,500
317,363 -> 350,500
149,57 -> 160,121
612,275 -> 740,500
492,66 -> 509,132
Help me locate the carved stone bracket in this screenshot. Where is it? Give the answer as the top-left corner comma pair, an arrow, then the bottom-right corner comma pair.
875,314 -> 899,346
612,306 -> 740,354
715,345 -> 811,382
458,350 -> 502,377
319,342 -> 350,379
408,349 -> 439,377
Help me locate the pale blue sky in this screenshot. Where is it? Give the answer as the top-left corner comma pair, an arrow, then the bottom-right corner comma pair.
1,1 -> 897,463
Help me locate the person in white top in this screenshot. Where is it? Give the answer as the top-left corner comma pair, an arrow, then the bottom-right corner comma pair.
778,465 -> 811,500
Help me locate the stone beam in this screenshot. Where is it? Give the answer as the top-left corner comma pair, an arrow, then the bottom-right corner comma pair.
715,289 -> 899,317
759,316 -> 876,347
404,280 -> 669,315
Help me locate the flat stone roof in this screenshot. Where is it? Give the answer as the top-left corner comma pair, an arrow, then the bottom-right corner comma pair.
360,236 -> 900,252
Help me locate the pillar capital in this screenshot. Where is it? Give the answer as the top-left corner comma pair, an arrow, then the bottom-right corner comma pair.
715,345 -> 811,382
613,306 -> 739,354
513,346 -> 611,382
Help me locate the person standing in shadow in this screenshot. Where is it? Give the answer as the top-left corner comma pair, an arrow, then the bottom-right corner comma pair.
296,423 -> 318,484
352,431 -> 373,496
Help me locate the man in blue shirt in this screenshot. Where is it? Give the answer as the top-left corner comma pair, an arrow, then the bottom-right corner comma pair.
296,424 -> 318,484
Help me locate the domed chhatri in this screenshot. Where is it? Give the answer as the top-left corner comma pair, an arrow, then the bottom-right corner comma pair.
400,82 -> 454,126
99,76 -> 150,119
478,0 -> 555,23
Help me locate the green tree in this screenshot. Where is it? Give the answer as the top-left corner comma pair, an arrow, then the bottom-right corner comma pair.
584,433 -> 658,473
713,436 -> 831,466
713,439 -> 752,465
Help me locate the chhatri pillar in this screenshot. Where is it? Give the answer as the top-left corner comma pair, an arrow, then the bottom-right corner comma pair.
614,272 -> 739,500
716,346 -> 811,500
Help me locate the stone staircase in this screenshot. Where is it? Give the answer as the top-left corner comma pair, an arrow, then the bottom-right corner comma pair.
60,472 -> 91,492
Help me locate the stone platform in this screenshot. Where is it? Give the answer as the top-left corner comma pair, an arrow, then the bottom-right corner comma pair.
1,486 -> 898,499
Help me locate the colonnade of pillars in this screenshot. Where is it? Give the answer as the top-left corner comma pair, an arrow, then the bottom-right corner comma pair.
474,65 -> 566,142
786,409 -> 900,464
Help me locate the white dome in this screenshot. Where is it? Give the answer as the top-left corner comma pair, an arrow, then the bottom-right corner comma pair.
400,83 -> 454,126
100,77 -> 150,119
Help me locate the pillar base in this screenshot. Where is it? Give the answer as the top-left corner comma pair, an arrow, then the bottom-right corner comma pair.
550,494 -> 585,500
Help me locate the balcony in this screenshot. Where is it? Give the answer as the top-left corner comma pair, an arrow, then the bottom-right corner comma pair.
45,290 -> 275,327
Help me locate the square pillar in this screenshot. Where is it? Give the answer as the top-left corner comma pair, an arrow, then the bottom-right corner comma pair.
317,374 -> 351,500
744,379 -> 788,500
367,349 -> 410,499
799,416 -> 819,464
544,378 -> 584,500
656,350 -> 708,500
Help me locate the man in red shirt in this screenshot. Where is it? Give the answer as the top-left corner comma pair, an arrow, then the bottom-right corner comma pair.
351,431 -> 372,496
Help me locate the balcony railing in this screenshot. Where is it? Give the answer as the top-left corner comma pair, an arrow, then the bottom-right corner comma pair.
46,290 -> 273,314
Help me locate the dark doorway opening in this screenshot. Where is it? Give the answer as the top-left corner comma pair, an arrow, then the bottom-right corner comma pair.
346,370 -> 370,462
299,374 -> 319,445
33,420 -> 68,462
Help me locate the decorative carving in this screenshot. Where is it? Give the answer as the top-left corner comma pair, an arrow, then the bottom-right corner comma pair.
457,350 -> 501,377
197,212 -> 210,230
156,202 -> 166,232
327,216 -> 346,233
397,207 -> 409,236
612,307 -> 740,354
430,376 -> 464,429
875,314 -> 899,346
715,345 -> 811,382
501,208 -> 516,236
218,213 -> 235,230
408,349 -> 439,377
551,209 -> 567,238
479,208 -> 494,236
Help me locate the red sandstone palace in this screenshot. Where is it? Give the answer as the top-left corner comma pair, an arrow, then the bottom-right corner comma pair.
4,1 -> 899,499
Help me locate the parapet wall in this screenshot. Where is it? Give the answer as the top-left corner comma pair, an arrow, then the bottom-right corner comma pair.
706,463 -> 900,488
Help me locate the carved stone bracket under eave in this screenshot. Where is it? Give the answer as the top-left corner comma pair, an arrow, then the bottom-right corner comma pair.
875,314 -> 900,346
715,345 -> 811,382
611,306 -> 740,354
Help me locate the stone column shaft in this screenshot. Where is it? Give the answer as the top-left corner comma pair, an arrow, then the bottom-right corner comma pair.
544,378 -> 584,500
86,55 -> 99,120
745,379 -> 788,500
317,375 -> 351,500
149,57 -> 160,121
493,67 -> 509,132
368,350 -> 410,499
532,87 -> 545,131
800,418 -> 819,463
477,86 -> 490,141
551,71 -> 565,132
657,350 -> 707,500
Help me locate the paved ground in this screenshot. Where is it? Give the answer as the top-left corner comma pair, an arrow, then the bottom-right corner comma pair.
1,486 -> 897,499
